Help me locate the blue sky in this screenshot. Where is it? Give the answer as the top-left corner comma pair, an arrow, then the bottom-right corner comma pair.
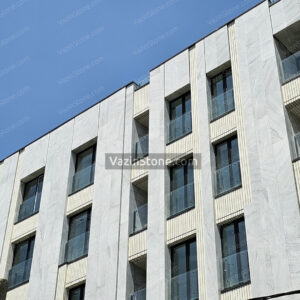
0,0 -> 261,161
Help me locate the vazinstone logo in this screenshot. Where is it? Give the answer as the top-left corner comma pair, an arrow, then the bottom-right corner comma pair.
105,153 -> 201,170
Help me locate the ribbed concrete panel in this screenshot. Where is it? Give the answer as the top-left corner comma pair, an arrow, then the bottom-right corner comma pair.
0,153 -> 18,262
221,284 -> 251,300
210,111 -> 237,142
72,104 -> 100,150
194,41 -> 220,299
66,185 -> 93,215
131,160 -> 148,181
21,134 -> 49,179
235,2 -> 300,296
166,133 -> 193,159
147,65 -> 168,300
65,257 -> 87,287
166,210 -> 196,244
128,231 -> 147,260
215,188 -> 245,222
27,120 -> 74,300
270,0 -> 300,35
282,77 -> 300,105
133,84 -> 149,117
116,85 -> 135,300
205,26 -> 230,74
85,88 -> 126,300
11,214 -> 38,243
6,283 -> 28,300
164,49 -> 190,98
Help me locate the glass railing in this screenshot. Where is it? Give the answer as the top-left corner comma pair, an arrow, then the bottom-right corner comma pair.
168,111 -> 192,143
168,183 -> 195,218
134,135 -> 149,161
131,203 -> 148,235
8,258 -> 32,289
65,231 -> 90,263
281,50 -> 300,83
294,133 -> 300,159
215,161 -> 241,196
71,163 -> 95,194
18,196 -> 39,222
130,287 -> 146,300
169,269 -> 198,300
221,250 -> 250,290
211,89 -> 234,121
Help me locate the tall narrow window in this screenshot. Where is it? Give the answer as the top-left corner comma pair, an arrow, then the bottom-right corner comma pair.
69,284 -> 85,300
65,210 -> 91,263
18,175 -> 44,222
71,145 -> 96,194
221,219 -> 250,290
170,239 -> 198,300
169,159 -> 194,218
8,236 -> 35,289
214,136 -> 241,196
210,68 -> 234,121
168,92 -> 192,143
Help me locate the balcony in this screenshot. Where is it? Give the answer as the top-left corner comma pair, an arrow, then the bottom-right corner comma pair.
215,161 -> 241,196
134,135 -> 149,161
131,203 -> 148,235
281,50 -> 300,83
71,163 -> 95,194
211,89 -> 234,121
168,111 -> 192,143
168,183 -> 195,218
169,269 -> 198,300
17,196 -> 39,222
8,258 -> 32,289
221,250 -> 250,290
130,287 -> 146,300
65,231 -> 90,263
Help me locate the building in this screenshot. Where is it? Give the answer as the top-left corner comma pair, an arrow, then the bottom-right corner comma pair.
0,0 -> 300,299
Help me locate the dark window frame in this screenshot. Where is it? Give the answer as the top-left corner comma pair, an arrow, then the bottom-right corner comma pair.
17,174 -> 44,222
220,218 -> 250,291
168,92 -> 192,143
74,145 -> 97,173
68,209 -> 91,241
68,284 -> 85,300
210,68 -> 235,122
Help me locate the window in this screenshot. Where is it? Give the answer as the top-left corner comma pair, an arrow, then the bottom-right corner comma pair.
214,136 -> 241,196
170,239 -> 198,300
130,178 -> 148,236
133,112 -> 149,161
71,145 -> 96,194
69,284 -> 85,300
168,159 -> 194,218
274,22 -> 300,83
65,210 -> 91,263
210,68 -> 234,121
8,236 -> 35,289
18,175 -> 43,222
221,219 -> 250,290
168,92 -> 192,143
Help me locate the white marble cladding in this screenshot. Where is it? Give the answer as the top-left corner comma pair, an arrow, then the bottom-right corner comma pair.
0,153 -> 18,261
204,26 -> 230,74
164,49 -> 190,97
72,104 -> 100,150
21,134 -> 49,180
270,0 -> 300,35
235,1 -> 300,297
0,1 -> 300,299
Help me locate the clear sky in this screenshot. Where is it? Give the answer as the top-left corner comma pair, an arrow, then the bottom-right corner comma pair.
0,0 -> 262,161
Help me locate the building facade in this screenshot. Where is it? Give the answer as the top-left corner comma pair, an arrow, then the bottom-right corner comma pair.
0,0 -> 300,299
